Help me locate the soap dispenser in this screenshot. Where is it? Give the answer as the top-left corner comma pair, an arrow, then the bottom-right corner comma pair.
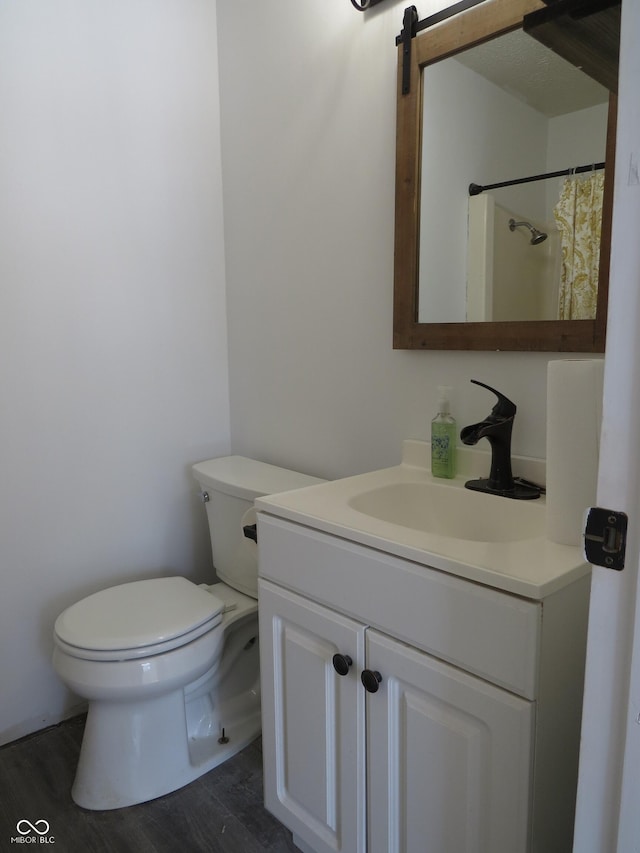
431,386 -> 456,479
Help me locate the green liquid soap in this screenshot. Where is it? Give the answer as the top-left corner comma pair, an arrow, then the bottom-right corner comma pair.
431,387 -> 457,479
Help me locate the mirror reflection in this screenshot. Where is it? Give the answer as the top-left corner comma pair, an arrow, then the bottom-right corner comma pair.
418,29 -> 609,324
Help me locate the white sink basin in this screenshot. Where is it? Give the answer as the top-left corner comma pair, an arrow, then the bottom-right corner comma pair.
348,481 -> 545,543
256,441 -> 588,599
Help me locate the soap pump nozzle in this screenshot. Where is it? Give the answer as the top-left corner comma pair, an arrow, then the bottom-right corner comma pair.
436,386 -> 452,414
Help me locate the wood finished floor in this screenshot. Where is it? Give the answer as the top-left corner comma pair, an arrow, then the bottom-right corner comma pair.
0,716 -> 298,853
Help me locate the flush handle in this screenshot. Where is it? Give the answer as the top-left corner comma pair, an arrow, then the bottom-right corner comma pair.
583,507 -> 628,570
243,524 -> 258,543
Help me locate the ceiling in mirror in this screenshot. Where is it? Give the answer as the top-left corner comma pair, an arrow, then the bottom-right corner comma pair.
454,29 -> 608,117
524,0 -> 620,94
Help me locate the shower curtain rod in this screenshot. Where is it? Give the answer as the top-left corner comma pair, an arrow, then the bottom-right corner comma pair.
468,161 -> 605,196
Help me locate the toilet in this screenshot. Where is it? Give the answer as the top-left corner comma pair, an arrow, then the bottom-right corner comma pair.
52,456 -> 324,811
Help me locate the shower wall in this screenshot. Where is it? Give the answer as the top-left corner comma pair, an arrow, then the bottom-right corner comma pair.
467,194 -> 561,321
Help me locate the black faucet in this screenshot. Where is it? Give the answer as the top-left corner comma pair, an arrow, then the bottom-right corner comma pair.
460,380 -> 541,500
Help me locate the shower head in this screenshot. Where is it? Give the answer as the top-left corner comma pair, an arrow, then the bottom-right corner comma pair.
508,218 -> 548,245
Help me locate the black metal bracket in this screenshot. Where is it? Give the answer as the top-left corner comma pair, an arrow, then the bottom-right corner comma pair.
396,0 -> 488,45
583,507 -> 628,570
399,6 -> 418,95
396,0 -> 492,95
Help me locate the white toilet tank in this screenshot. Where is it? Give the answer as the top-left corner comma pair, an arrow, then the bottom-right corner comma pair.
192,456 -> 325,598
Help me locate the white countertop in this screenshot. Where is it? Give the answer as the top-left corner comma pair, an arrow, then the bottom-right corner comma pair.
256,442 -> 589,600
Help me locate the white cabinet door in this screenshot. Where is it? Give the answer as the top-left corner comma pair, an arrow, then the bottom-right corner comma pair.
258,580 -> 366,853
366,629 -> 534,853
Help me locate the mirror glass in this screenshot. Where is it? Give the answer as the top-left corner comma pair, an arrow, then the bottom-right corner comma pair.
418,29 -> 609,324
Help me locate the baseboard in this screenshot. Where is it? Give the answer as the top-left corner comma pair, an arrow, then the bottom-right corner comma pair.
0,702 -> 87,750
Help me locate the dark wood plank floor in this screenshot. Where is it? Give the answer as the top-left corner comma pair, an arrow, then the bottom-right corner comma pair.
0,716 -> 298,853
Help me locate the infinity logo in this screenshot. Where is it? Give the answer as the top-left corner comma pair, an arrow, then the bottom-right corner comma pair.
16,820 -> 50,836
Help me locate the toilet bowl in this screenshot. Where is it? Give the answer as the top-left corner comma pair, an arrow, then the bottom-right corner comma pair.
52,456 -> 324,810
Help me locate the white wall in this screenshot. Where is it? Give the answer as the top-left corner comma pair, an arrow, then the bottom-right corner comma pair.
0,0 -> 612,749
217,0 -> 559,482
545,102 -> 609,220
0,0 -> 230,744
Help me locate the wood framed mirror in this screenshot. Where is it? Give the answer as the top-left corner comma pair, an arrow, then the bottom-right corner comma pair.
393,0 -> 618,351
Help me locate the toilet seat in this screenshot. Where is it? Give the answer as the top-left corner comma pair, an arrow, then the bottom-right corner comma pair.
54,577 -> 224,662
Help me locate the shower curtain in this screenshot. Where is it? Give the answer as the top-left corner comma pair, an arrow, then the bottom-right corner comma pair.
553,171 -> 604,320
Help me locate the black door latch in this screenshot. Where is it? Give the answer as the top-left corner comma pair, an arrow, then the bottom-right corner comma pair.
583,507 -> 628,570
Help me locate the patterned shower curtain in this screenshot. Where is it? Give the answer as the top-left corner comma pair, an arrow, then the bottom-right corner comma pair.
553,172 -> 605,320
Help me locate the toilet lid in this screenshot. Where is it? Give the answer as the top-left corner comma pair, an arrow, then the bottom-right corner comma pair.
54,577 -> 224,654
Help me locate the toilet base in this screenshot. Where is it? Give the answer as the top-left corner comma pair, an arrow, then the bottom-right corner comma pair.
72,683 -> 261,810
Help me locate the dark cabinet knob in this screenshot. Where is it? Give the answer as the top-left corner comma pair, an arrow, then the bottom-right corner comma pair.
361,669 -> 382,693
332,654 -> 353,676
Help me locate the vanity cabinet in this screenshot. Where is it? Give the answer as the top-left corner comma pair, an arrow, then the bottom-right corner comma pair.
257,513 -> 590,853
260,580 -> 533,853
